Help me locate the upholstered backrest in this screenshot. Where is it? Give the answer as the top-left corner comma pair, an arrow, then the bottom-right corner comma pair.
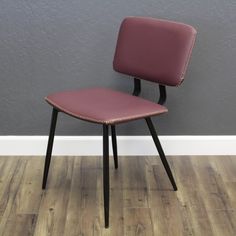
113,17 -> 196,86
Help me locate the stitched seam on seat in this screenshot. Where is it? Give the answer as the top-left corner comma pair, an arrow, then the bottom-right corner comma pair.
177,31 -> 197,86
105,110 -> 168,124
46,98 -> 168,124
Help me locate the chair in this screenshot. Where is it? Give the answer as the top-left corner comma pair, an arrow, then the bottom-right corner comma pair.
42,16 -> 197,228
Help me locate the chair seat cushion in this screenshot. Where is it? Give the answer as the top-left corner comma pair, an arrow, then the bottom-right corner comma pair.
46,88 -> 168,124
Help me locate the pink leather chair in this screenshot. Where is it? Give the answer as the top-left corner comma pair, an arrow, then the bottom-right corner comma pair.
42,17 -> 197,228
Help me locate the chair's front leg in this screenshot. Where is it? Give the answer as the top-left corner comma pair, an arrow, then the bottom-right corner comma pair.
145,117 -> 177,191
111,125 -> 118,169
42,108 -> 58,189
103,124 -> 110,228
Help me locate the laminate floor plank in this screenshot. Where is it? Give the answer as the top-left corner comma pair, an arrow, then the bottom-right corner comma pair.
15,157 -> 44,214
174,156 -> 214,236
122,157 -> 148,208
0,158 -> 27,236
3,214 -> 37,236
33,157 -> 74,236
124,207 -> 154,236
63,156 -> 102,236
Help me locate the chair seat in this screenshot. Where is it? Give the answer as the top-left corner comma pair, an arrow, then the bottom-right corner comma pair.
46,88 -> 168,124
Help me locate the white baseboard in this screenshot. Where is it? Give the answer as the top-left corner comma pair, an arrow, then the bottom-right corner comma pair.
0,136 -> 236,156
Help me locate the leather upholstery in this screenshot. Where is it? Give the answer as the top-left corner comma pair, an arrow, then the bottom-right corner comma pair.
46,17 -> 197,125
46,88 -> 168,124
113,17 -> 197,86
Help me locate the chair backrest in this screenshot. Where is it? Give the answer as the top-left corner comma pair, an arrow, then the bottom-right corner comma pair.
113,17 -> 197,86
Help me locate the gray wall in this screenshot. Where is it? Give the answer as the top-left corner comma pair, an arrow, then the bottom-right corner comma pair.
0,0 -> 236,135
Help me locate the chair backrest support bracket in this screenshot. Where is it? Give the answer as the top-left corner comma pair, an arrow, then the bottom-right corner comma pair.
132,77 -> 141,96
132,77 -> 167,105
157,85 -> 166,105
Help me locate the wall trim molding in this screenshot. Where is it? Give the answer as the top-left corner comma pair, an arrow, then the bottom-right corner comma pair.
0,135 -> 236,156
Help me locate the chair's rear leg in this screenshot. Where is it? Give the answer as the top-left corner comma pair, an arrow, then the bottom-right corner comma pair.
42,108 -> 58,189
145,117 -> 177,191
111,125 -> 118,169
103,124 -> 110,228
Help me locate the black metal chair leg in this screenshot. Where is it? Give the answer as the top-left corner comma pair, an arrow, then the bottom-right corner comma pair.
145,117 -> 177,191
103,124 -> 110,228
111,125 -> 118,169
42,108 -> 58,189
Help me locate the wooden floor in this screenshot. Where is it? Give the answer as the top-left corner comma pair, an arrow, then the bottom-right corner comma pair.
0,156 -> 236,236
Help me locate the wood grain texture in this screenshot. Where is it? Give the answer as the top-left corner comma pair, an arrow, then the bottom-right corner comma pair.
0,155 -> 236,236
